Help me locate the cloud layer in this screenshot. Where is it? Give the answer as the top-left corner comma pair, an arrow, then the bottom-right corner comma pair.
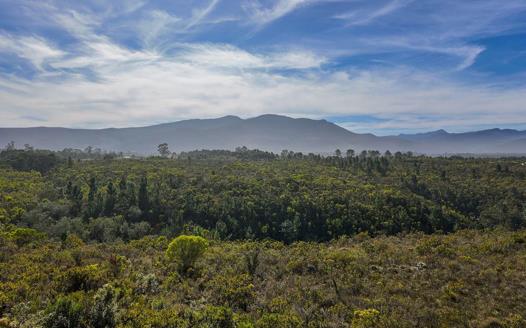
0,0 -> 525,133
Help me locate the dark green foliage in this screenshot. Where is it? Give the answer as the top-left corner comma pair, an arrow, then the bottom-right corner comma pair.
4,227 -> 46,246
85,177 -> 102,219
103,181 -> 116,217
157,143 -> 170,157
0,149 -> 61,174
2,150 -> 526,243
137,176 -> 149,218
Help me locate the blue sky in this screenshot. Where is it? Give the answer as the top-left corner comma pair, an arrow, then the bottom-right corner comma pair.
0,0 -> 525,135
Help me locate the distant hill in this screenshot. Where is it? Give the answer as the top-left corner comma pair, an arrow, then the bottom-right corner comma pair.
0,115 -> 525,154
398,128 -> 526,154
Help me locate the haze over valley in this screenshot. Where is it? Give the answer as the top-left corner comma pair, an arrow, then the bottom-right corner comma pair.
2,114 -> 525,155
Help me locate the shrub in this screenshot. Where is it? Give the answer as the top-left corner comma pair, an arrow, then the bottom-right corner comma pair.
89,284 -> 118,328
61,264 -> 106,292
208,274 -> 255,311
0,318 -> 11,328
198,305 -> 235,328
0,291 -> 8,317
166,235 -> 209,274
7,227 -> 46,247
244,247 -> 260,276
63,234 -> 85,248
0,208 -> 8,224
135,273 -> 160,295
351,309 -> 380,328
43,296 -> 84,328
255,313 -> 301,328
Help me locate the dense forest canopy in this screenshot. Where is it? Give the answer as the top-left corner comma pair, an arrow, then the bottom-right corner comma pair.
1,146 -> 526,243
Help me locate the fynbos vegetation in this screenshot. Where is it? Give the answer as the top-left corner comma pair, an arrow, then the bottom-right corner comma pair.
1,147 -> 525,326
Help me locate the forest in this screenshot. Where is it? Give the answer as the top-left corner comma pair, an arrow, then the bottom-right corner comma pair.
1,146 -> 526,327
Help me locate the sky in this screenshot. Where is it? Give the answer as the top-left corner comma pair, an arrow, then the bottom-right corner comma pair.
0,0 -> 525,135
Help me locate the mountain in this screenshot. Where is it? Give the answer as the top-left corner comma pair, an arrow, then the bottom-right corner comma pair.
0,115 -> 525,155
399,128 -> 526,154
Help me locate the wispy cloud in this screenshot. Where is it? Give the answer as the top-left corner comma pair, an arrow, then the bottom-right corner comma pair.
363,38 -> 487,71
335,0 -> 414,27
0,0 -> 525,134
1,34 -> 525,131
330,0 -> 526,70
53,9 -> 102,41
50,40 -> 159,70
185,0 -> 221,30
177,43 -> 326,70
243,0 -> 309,26
137,10 -> 181,48
0,34 -> 64,70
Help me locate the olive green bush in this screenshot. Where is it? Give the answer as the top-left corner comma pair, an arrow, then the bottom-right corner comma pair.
166,235 -> 209,274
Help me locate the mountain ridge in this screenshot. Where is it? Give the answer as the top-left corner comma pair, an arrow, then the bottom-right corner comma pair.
0,115 -> 525,155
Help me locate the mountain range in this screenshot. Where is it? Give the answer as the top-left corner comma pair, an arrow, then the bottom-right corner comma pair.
0,115 -> 525,155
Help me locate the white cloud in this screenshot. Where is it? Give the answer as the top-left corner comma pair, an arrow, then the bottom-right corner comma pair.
53,10 -> 102,41
335,0 -> 414,27
331,0 -> 526,70
0,36 -> 525,131
176,43 -> 326,70
50,40 -> 159,69
0,0 -> 525,133
0,34 -> 64,69
366,38 -> 487,71
137,10 -> 181,48
243,0 -> 309,26
185,0 -> 221,30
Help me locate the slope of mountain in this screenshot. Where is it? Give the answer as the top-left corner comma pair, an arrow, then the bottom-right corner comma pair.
0,115 -> 411,154
0,115 -> 525,154
400,128 -> 526,154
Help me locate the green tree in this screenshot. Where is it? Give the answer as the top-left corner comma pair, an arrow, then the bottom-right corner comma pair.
5,141 -> 15,150
103,181 -> 116,216
68,183 -> 83,217
88,177 -> 97,204
166,235 -> 209,274
138,176 -> 149,217
85,177 -> 101,219
158,143 -> 170,157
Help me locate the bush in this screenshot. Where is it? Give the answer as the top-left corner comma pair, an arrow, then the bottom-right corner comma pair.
61,264 -> 106,292
208,274 -> 255,311
7,227 -> 46,247
135,273 -> 160,295
90,284 -> 118,328
351,309 -> 380,328
166,235 -> 209,274
198,305 -> 235,328
63,234 -> 85,248
43,296 -> 84,328
255,313 -> 301,328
